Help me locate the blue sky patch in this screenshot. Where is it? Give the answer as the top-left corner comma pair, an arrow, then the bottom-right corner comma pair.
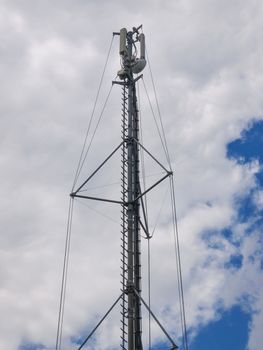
225,253 -> 243,269
234,190 -> 257,223
227,120 -> 263,227
151,340 -> 171,350
227,120 -> 263,186
70,329 -> 97,348
190,305 -> 251,350
190,120 -> 263,350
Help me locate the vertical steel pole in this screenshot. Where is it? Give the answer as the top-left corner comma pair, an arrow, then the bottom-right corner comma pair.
133,85 -> 142,350
127,30 -> 135,350
123,29 -> 142,350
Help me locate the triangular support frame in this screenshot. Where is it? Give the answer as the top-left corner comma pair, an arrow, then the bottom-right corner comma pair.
75,287 -> 178,350
71,140 -> 173,208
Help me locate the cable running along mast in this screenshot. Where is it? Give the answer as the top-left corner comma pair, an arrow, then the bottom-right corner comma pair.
68,26 -> 184,350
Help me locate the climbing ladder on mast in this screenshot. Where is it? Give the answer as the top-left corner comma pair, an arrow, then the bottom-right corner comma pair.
56,25 -> 188,350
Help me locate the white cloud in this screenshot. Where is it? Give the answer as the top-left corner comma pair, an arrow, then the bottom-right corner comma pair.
1,0 -> 263,349
253,190 -> 263,210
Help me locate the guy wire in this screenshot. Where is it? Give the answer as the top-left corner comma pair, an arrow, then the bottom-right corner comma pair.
72,35 -> 115,191
169,176 -> 189,350
146,50 -> 172,171
55,197 -> 74,350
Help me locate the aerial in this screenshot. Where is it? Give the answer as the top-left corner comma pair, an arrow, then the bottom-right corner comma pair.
0,1 -> 262,350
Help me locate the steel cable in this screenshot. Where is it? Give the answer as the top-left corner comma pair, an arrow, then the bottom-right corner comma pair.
150,182 -> 170,238
169,176 -> 189,350
72,83 -> 114,191
147,238 -> 152,350
55,197 -> 74,350
138,79 -> 152,349
75,198 -> 119,225
72,35 -> 115,191
145,50 -> 172,171
138,80 -> 149,220
145,49 -> 188,348
141,78 -> 169,167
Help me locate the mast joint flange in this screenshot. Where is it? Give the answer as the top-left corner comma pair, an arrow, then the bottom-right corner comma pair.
124,283 -> 135,295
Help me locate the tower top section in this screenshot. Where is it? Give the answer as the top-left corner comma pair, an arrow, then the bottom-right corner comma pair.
116,25 -> 146,79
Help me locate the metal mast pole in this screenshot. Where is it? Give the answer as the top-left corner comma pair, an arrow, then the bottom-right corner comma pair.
116,27 -> 144,350
70,25 -> 179,350
126,30 -> 142,350
126,30 -> 135,350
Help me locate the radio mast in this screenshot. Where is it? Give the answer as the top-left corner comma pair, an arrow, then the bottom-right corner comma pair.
68,25 -> 179,350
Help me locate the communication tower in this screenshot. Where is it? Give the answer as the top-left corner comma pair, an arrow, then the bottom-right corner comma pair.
57,25 -> 187,350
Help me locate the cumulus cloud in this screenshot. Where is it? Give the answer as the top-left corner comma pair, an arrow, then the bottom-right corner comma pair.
1,0 -> 263,349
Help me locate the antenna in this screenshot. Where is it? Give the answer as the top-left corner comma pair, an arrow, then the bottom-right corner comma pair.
139,33 -> 145,59
119,28 -> 127,56
70,26 -> 178,350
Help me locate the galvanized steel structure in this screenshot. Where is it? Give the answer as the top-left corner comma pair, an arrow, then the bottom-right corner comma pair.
70,26 -> 178,350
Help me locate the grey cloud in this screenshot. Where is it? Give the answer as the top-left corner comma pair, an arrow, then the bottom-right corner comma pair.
1,0 -> 263,349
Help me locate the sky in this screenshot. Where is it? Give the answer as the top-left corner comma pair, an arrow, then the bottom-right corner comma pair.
0,0 -> 263,349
